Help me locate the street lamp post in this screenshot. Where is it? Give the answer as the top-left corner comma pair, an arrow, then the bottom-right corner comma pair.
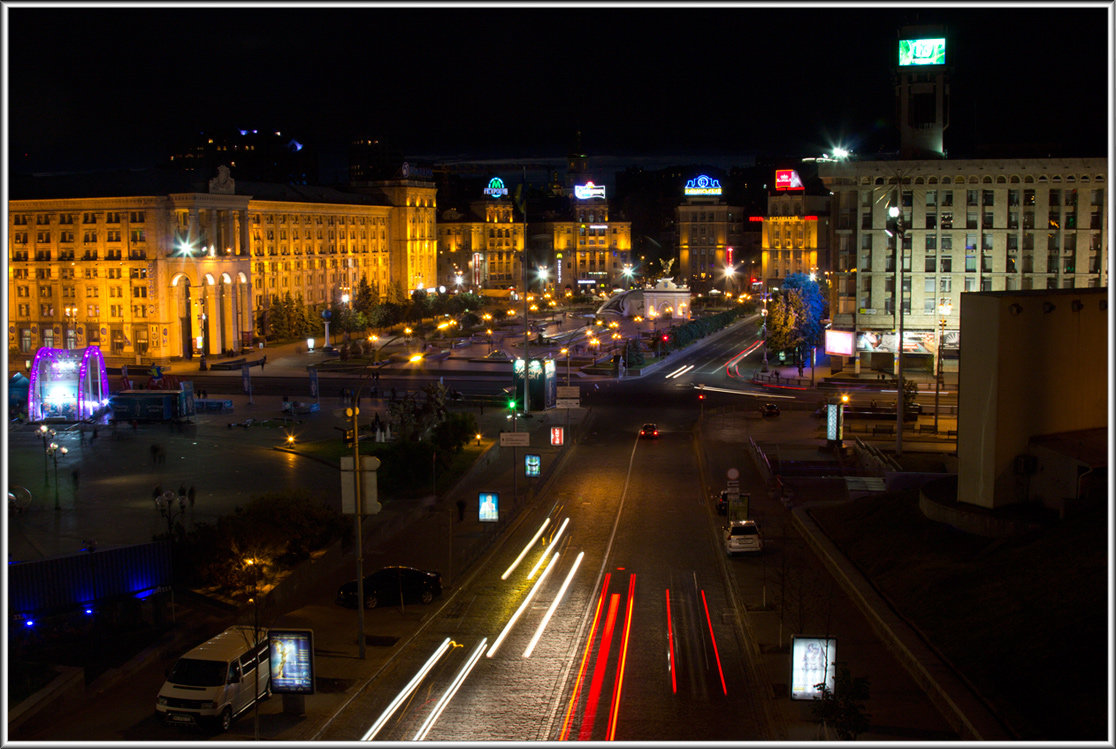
243,556 -> 263,742
47,442 -> 68,511
154,490 -> 188,622
560,347 -> 571,384
934,301 -> 953,434
38,425 -> 56,486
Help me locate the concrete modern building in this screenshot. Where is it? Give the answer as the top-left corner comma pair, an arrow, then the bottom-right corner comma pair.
8,166 -> 436,368
956,288 -> 1108,513
818,157 -> 1108,376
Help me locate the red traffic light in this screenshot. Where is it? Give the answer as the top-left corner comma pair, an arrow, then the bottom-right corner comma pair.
698,393 -> 706,400
661,334 -> 669,342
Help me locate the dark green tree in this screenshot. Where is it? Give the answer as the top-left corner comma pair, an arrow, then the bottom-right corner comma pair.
765,289 -> 806,360
353,275 -> 378,319
623,337 -> 646,368
811,662 -> 871,740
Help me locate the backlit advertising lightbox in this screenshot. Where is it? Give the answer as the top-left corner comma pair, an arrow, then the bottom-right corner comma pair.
790,636 -> 836,700
269,629 -> 315,694
479,492 -> 499,522
898,37 -> 946,66
825,330 -> 855,357
775,169 -> 804,191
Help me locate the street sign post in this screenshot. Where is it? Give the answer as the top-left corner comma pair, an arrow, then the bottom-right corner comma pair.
500,431 -> 530,447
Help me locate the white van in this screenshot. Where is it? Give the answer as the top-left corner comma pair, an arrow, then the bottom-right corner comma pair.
155,625 -> 271,731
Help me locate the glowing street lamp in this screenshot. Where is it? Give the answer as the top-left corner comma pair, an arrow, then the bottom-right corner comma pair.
47,441 -> 68,511
934,300 -> 953,434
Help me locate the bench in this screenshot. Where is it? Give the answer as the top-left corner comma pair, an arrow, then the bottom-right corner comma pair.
207,358 -> 245,370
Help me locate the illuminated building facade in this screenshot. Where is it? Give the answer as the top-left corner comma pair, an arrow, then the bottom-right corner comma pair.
818,157 -> 1108,373
9,167 -> 436,366
676,174 -> 744,291
436,178 -> 524,290
757,184 -> 833,287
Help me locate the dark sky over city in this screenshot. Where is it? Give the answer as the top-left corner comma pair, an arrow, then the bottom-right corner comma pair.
6,3 -> 1112,177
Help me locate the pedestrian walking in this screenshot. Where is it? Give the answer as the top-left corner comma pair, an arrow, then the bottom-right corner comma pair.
71,469 -> 80,496
131,419 -> 138,431
456,499 -> 466,522
153,484 -> 163,501
261,355 -> 266,370
178,483 -> 187,498
187,485 -> 196,507
151,443 -> 160,464
91,426 -> 99,443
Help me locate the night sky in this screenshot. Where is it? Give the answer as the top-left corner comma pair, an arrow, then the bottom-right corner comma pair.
6,4 -> 1112,177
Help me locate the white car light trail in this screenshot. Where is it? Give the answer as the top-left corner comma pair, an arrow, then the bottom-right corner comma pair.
487,552 -> 560,658
362,637 -> 453,740
664,363 -> 694,379
501,517 -> 550,580
412,637 -> 488,741
523,551 -> 584,657
527,517 -> 569,580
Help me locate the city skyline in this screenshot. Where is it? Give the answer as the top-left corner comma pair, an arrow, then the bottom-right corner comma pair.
6,3 -> 1112,179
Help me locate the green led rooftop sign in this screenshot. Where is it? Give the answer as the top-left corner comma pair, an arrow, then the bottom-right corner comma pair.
484,177 -> 509,198
898,37 -> 946,66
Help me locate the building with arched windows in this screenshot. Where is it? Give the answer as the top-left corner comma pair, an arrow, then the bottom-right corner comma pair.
8,166 -> 436,368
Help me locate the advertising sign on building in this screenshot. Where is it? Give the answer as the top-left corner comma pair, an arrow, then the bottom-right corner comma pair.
550,427 -> 564,446
790,636 -> 837,700
775,169 -> 805,191
574,181 -> 606,200
684,174 -> 722,196
898,37 -> 946,67
269,629 -> 315,695
484,177 -> 509,198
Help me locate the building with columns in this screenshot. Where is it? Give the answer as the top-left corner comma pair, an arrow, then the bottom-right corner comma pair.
8,166 -> 436,368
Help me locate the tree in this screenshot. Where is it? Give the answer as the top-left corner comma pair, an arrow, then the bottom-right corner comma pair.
353,275 -> 378,320
781,272 -> 829,367
811,662 -> 871,740
766,289 -> 806,359
623,337 -> 646,368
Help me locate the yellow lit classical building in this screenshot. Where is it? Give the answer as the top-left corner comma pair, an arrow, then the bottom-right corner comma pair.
757,180 -> 833,287
676,174 -> 745,291
8,166 -> 436,367
436,178 -> 524,289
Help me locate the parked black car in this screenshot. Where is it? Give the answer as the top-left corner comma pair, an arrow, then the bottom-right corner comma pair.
336,566 -> 443,609
760,402 -> 781,417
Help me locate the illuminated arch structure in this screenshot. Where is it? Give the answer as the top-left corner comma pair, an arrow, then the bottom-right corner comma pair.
28,346 -> 110,422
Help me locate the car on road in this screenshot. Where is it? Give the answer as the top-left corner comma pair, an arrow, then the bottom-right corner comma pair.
760,402 -> 781,417
724,519 -> 763,555
336,566 -> 443,609
639,423 -> 659,439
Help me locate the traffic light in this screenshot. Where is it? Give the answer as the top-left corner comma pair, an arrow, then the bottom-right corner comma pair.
698,392 -> 706,401
343,429 -> 354,446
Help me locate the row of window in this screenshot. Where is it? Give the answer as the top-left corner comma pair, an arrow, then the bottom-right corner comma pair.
11,229 -> 148,244
16,303 -> 148,318
11,211 -> 146,226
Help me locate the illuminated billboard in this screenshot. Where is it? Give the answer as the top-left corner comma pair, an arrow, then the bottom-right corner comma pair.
775,169 -> 804,191
790,636 -> 836,700
479,492 -> 499,522
269,629 -> 315,694
484,177 -> 509,198
898,37 -> 946,67
824,329 -> 855,357
574,181 -> 606,200
684,174 -> 722,196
